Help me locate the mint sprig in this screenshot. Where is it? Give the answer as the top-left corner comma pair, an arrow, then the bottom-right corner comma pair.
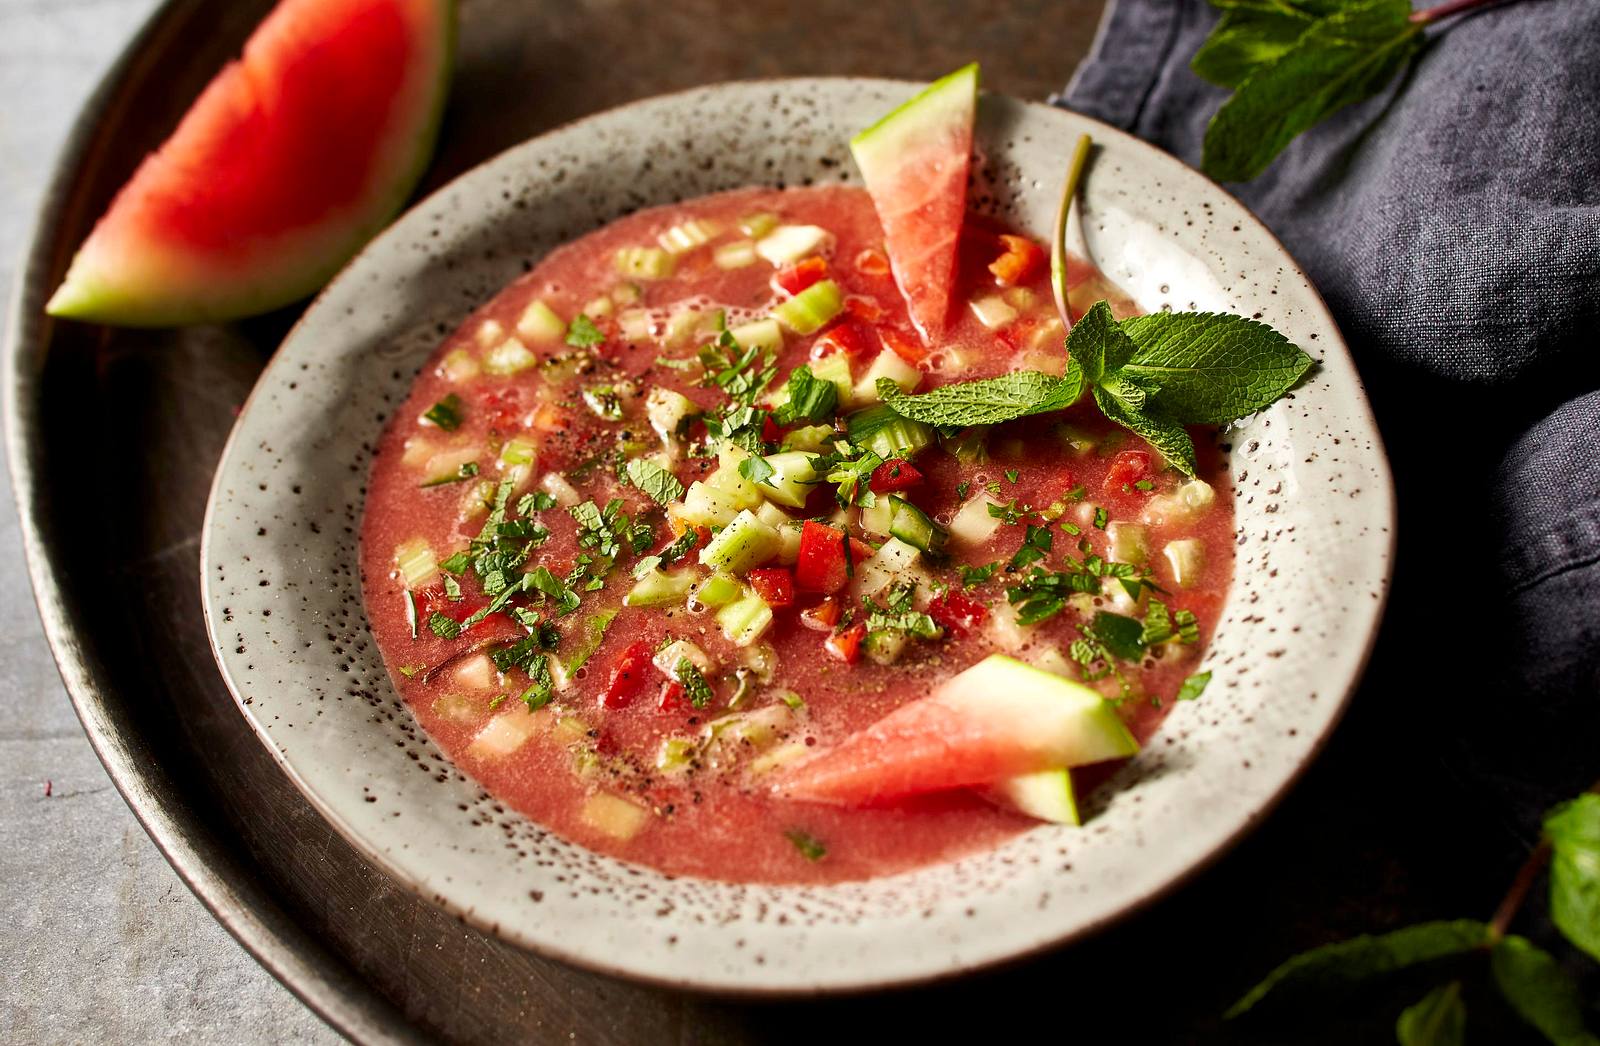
879,299 -> 1313,476
1395,981 -> 1466,1046
1545,794 -> 1600,964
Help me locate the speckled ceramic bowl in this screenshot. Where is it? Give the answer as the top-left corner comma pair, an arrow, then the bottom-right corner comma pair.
200,78 -> 1394,993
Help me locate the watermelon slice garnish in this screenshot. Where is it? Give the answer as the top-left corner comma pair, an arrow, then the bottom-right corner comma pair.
850,63 -> 978,344
46,0 -> 455,327
777,654 -> 1138,807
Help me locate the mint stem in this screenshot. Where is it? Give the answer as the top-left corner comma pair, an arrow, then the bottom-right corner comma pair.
1486,777 -> 1600,942
1410,0 -> 1517,25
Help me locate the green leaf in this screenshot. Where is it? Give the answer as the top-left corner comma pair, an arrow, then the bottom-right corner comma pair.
1177,670 -> 1212,701
1092,385 -> 1199,477
1490,935 -> 1600,1046
1193,9 -> 1316,90
773,364 -> 839,425
1395,981 -> 1466,1046
624,458 -> 685,506
738,455 -> 777,486
1117,311 -> 1315,424
1066,300 -> 1139,384
1226,920 -> 1491,1019
1545,793 -> 1600,964
1201,0 -> 1422,182
565,313 -> 606,348
877,371 -> 1077,427
1088,611 -> 1146,661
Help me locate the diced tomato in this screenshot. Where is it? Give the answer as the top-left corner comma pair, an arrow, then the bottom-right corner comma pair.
657,680 -> 688,712
880,326 -> 932,365
761,414 -> 785,443
480,387 -> 525,430
869,459 -> 924,494
602,641 -> 655,709
988,234 -> 1045,287
668,518 -> 712,550
811,319 -> 877,359
773,256 -> 828,296
747,567 -> 795,608
928,589 -> 989,638
795,521 -> 874,594
824,621 -> 866,665
800,597 -> 843,631
531,402 -> 573,433
844,295 -> 884,323
855,247 -> 890,277
1103,450 -> 1152,494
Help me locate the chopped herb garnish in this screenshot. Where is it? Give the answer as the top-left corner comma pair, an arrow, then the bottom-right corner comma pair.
625,458 -> 686,506
427,612 -> 461,639
676,658 -> 715,709
397,665 -> 420,678
518,491 -> 558,514
862,582 -> 942,640
785,829 -> 827,862
738,454 -> 777,486
1176,671 -> 1211,702
422,393 -> 464,431
582,385 -> 624,421
419,461 -> 480,488
1093,506 -> 1109,529
961,562 -> 1000,588
1064,485 -> 1086,501
439,551 -> 472,574
810,442 -> 883,509
403,590 -> 419,639
528,565 -> 582,615
772,363 -> 839,425
1005,468 -> 1020,483
956,480 -> 971,500
441,575 -> 462,600
565,313 -> 606,348
1008,524 -> 1054,572
1061,521 -> 1082,536
1087,611 -> 1147,662
986,499 -> 1029,526
1134,478 -> 1155,491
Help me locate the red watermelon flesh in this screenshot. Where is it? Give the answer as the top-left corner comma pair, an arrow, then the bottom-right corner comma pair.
47,0 -> 454,327
777,654 -> 1138,806
849,64 -> 978,343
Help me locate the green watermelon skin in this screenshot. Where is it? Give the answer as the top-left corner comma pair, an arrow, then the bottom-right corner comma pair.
47,0 -> 455,327
850,64 -> 978,343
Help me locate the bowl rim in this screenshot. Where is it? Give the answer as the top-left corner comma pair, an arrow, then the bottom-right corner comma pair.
199,74 -> 1396,996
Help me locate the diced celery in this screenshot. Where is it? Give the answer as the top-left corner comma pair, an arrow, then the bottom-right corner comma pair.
625,567 -> 697,607
646,388 -> 697,443
714,240 -> 758,269
1164,538 -> 1206,589
1106,521 -> 1148,565
663,307 -> 723,347
1178,479 -> 1216,513
431,692 -> 481,726
860,496 -> 895,537
679,480 -> 745,528
771,279 -> 844,335
422,445 -> 478,485
781,424 -> 833,453
863,629 -> 909,666
466,710 -> 545,760
888,495 -> 944,552
499,436 -> 537,468
655,737 -> 698,775
615,246 -> 676,280
729,318 -> 784,354
751,450 -> 820,509
716,590 -> 774,647
738,212 -> 779,239
948,494 -> 1003,548
540,472 -> 581,507
653,638 -> 713,677
851,349 -> 921,403
395,539 -> 438,589
852,536 -> 923,597
699,510 -> 781,574
749,740 -> 810,776
618,308 -> 653,342
452,653 -> 498,691
846,403 -> 935,460
438,347 -> 479,383
809,352 -> 854,398
969,294 -> 1018,329
516,300 -> 566,343
657,218 -> 720,254
579,793 -> 651,841
755,224 -> 833,266
483,337 -> 536,375
692,572 -> 744,608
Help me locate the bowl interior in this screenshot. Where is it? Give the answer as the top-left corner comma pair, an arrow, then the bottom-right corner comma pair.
201,78 -> 1392,992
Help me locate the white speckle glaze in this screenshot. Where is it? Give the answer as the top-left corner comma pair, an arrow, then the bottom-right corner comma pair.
200,79 -> 1394,993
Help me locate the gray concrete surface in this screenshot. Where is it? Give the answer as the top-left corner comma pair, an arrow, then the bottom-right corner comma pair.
0,1 -> 338,1042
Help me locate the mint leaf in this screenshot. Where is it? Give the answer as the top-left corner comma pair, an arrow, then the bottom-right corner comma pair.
738,455 -> 777,486
877,371 -> 1077,427
1226,920 -> 1490,1019
1176,670 -> 1212,701
624,458 -> 685,506
1117,312 -> 1315,425
1065,300 -> 1138,385
1201,0 -> 1421,182
773,364 -> 838,425
1395,981 -> 1466,1046
1092,384 -> 1199,477
1490,935 -> 1599,1046
566,313 -> 605,348
1545,793 -> 1600,964
1191,0 -> 1352,89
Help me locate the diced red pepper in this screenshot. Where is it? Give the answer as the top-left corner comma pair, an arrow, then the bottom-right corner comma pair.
810,319 -> 877,359
795,521 -> 874,594
988,234 -> 1045,287
773,256 -> 828,296
480,387 -> 525,430
824,621 -> 866,664
602,641 -> 655,709
800,597 -> 843,631
928,589 -> 989,639
854,248 -> 890,277
869,459 -> 924,494
531,402 -> 573,433
657,680 -> 688,712
880,326 -> 932,365
747,567 -> 796,608
1103,450 -> 1152,495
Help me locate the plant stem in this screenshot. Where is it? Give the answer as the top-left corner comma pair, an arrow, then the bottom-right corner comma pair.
1410,0 -> 1516,25
1486,777 -> 1600,941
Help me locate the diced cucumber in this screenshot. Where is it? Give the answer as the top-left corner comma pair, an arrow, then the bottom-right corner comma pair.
439,347 -> 479,383
1178,478 -> 1216,512
751,450 -> 820,509
705,702 -> 794,754
582,295 -> 613,318
679,480 -> 745,528
625,567 -> 697,607
1055,423 -> 1097,456
657,218 -> 720,254
771,279 -> 845,335
986,600 -> 1033,652
653,638 -> 713,677
851,349 -> 921,404
852,536 -> 923,596
655,736 -> 698,775
540,471 -> 581,507
692,572 -> 744,608
969,293 -> 1018,329
863,629 -> 909,666
662,307 -> 720,347
646,388 -> 697,443
738,212 -> 779,239
860,496 -> 895,537
516,300 -> 565,342
579,793 -> 651,841
716,589 -> 774,647
466,710 -> 545,760
499,436 -> 537,468
1106,521 -> 1148,565
483,337 -> 536,375
1003,287 -> 1038,310
845,403 -> 936,460
704,451 -> 766,510
618,308 -> 653,342
749,740 -> 810,776
729,318 -> 784,354
781,424 -> 833,453
1030,645 -> 1076,678
714,240 -> 758,269
755,224 -> 833,266
1164,538 -> 1205,589
944,426 -> 989,464
421,444 -> 478,485
699,510 -> 781,574
948,494 -> 1004,547
809,352 -> 854,397
475,318 -> 506,346
615,246 -> 675,280
888,495 -> 945,552
774,520 -> 803,565
551,714 -> 591,745
394,539 -> 438,589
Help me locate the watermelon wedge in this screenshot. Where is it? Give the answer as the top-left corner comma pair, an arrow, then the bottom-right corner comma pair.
46,0 -> 455,327
850,64 -> 978,343
778,654 -> 1138,806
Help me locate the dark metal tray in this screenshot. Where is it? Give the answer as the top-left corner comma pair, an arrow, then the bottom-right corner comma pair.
7,0 -> 1535,1041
